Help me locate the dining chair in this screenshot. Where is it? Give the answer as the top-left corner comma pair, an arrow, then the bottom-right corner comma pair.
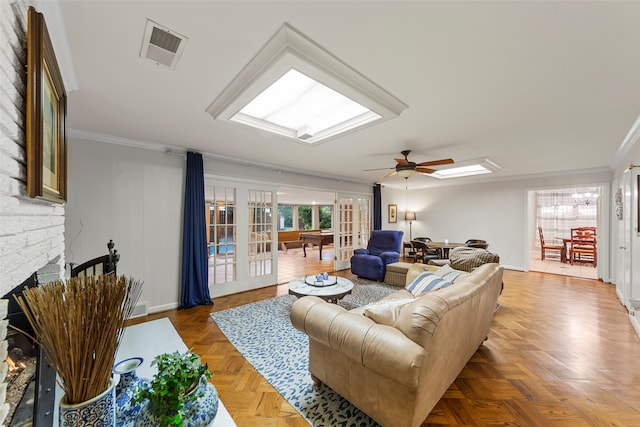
70,239 -> 119,277
415,237 -> 444,259
569,227 -> 597,267
537,227 -> 563,261
410,238 -> 441,263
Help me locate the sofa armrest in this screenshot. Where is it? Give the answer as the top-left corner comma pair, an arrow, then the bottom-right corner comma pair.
353,248 -> 370,255
290,296 -> 426,388
380,251 -> 400,263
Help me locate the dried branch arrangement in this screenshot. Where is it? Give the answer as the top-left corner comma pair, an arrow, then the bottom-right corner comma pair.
15,275 -> 142,404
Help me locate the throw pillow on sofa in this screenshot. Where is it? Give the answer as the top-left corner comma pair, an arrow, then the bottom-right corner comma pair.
434,264 -> 468,283
405,271 -> 453,296
362,298 -> 415,326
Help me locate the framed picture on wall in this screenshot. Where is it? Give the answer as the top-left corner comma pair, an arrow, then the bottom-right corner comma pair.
388,204 -> 397,223
26,7 -> 67,204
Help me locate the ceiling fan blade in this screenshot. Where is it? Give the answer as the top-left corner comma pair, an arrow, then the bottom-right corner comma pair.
417,158 -> 454,167
385,170 -> 397,177
416,167 -> 436,174
395,158 -> 409,166
363,167 -> 395,171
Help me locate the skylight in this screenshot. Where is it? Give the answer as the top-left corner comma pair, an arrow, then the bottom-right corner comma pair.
430,158 -> 501,179
231,69 -> 380,140
207,23 -> 407,145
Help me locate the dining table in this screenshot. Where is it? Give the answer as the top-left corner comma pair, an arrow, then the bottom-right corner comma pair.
424,241 -> 466,259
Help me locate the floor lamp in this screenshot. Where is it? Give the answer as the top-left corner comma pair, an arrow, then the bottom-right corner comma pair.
405,211 -> 416,241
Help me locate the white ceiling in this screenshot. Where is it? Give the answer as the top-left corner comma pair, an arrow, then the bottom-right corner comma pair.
49,1 -> 640,190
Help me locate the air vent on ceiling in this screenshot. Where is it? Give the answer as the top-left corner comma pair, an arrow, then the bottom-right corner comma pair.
139,19 -> 188,69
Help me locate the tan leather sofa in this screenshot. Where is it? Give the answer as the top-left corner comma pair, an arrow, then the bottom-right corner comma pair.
290,262 -> 504,427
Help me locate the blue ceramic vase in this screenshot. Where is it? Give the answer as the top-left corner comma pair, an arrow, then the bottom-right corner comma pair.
59,379 -> 116,427
113,357 -> 148,427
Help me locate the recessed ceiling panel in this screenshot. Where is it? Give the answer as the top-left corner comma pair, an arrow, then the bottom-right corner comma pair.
206,23 -> 407,145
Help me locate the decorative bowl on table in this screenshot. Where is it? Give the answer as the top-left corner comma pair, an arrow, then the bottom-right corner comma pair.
305,273 -> 337,287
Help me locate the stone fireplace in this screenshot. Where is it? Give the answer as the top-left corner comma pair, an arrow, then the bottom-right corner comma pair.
0,1 -> 67,424
1,261 -> 62,426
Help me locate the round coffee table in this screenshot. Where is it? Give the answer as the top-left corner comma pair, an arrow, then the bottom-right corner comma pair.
288,276 -> 354,303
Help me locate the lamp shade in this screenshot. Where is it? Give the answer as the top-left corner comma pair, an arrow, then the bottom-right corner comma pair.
405,211 -> 416,221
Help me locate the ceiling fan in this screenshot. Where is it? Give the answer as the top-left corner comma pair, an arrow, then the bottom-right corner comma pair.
365,150 -> 454,179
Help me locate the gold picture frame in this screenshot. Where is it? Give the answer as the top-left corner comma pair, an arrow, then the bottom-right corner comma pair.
388,204 -> 397,223
26,7 -> 67,204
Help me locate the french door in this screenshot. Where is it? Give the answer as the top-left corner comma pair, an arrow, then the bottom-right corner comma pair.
205,179 -> 369,294
334,194 -> 371,271
205,178 -> 278,297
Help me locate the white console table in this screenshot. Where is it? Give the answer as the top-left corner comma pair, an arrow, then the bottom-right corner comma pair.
54,317 -> 236,426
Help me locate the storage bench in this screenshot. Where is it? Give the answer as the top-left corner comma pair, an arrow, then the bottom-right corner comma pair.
384,262 -> 413,286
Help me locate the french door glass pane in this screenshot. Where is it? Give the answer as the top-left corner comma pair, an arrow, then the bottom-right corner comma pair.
205,186 -> 236,284
358,197 -> 371,246
337,197 -> 354,262
248,189 -> 273,277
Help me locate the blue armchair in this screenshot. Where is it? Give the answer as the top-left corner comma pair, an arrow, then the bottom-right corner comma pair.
350,230 -> 404,281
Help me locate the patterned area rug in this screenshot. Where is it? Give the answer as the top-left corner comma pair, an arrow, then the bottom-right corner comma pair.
210,279 -> 398,426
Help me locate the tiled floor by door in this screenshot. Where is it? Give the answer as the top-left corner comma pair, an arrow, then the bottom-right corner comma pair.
529,251 -> 597,280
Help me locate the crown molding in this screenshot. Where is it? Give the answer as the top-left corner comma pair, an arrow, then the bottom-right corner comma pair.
381,166 -> 613,191
67,128 -> 373,186
611,112 -> 640,170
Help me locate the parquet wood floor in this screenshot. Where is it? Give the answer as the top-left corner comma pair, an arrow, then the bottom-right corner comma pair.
129,260 -> 640,426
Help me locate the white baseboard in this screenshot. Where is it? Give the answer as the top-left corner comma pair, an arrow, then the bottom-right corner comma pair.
148,302 -> 179,314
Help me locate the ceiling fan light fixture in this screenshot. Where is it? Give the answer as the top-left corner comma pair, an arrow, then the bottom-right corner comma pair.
397,168 -> 415,178
367,150 -> 454,180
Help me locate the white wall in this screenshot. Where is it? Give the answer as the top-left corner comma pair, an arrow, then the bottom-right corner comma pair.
382,170 -> 613,272
65,137 -> 372,312
0,0 -> 65,297
65,139 -> 185,313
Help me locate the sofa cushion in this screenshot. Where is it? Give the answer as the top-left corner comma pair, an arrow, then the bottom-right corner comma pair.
405,271 -> 453,296
434,264 -> 468,283
362,298 -> 415,326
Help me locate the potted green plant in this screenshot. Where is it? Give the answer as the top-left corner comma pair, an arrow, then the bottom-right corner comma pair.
132,350 -> 217,426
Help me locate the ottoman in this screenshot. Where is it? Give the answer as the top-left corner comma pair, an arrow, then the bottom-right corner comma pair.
384,262 -> 413,286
